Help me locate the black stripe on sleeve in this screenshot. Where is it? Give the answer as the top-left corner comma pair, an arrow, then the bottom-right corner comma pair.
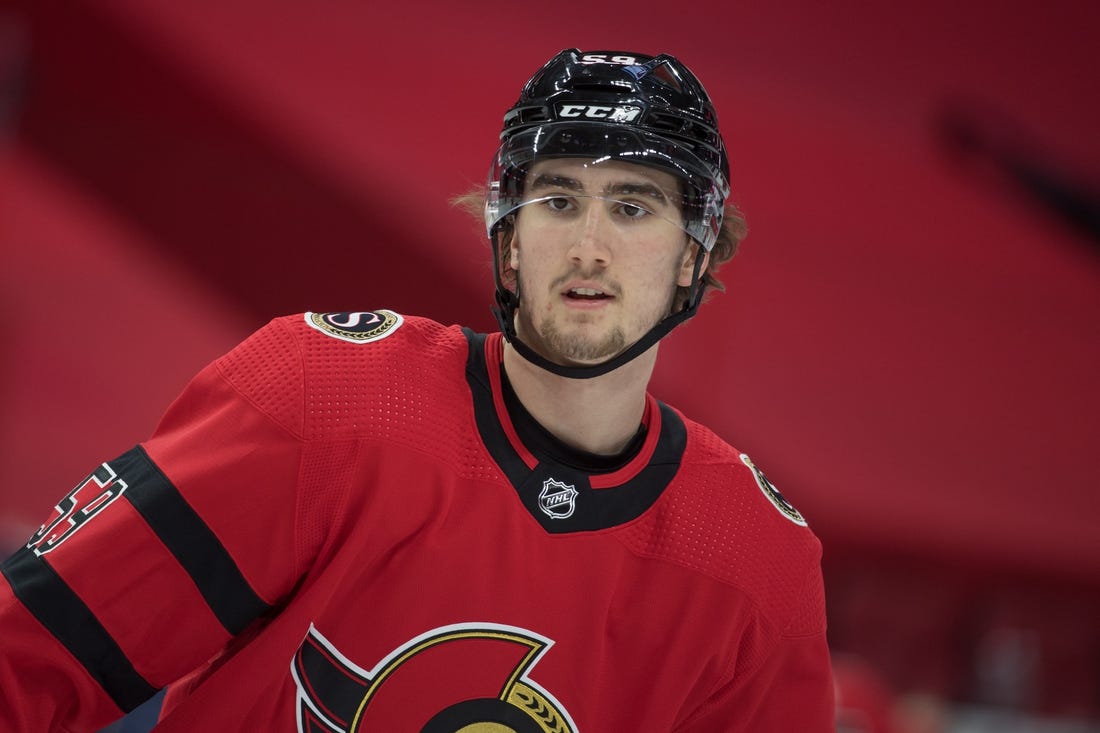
1,549 -> 158,713
117,446 -> 273,635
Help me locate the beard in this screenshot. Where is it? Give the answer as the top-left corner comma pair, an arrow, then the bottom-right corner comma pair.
534,314 -> 628,363
513,266 -> 633,365
511,257 -> 682,366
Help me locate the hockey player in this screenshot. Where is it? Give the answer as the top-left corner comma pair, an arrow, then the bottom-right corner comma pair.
0,49 -> 834,731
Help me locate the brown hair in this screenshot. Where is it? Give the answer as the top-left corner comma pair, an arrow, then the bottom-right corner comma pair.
451,187 -> 747,311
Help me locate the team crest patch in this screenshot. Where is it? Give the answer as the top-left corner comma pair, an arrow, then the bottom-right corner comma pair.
305,310 -> 403,344
739,454 -> 807,526
538,478 -> 578,520
291,622 -> 577,732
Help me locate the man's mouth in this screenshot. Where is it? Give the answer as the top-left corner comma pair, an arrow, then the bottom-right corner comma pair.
565,287 -> 611,301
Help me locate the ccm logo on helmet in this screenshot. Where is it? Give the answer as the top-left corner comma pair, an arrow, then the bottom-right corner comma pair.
557,104 -> 642,122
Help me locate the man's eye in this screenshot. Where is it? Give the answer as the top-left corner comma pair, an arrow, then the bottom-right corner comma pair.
546,197 -> 572,211
618,203 -> 650,219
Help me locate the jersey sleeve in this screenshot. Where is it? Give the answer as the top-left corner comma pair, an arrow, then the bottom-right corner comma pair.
0,318 -> 318,731
675,632 -> 834,732
674,556 -> 835,733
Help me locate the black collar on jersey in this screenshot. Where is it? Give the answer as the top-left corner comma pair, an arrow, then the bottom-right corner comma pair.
498,363 -> 648,473
464,329 -> 687,533
491,244 -> 708,379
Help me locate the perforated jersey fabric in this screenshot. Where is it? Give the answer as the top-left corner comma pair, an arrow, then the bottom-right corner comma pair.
0,312 -> 833,732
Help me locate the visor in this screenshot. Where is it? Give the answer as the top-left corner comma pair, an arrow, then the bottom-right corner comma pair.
486,122 -> 728,251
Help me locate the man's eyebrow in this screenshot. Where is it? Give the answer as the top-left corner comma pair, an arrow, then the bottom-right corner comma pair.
528,173 -> 584,192
605,182 -> 671,203
528,174 -> 673,204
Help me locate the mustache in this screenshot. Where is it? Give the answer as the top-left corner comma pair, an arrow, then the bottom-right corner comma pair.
549,269 -> 622,296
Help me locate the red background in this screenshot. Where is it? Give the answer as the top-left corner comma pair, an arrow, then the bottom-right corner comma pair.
1,0 -> 1098,723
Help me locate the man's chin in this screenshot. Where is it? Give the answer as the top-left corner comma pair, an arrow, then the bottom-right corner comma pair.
542,333 -> 627,366
515,316 -> 627,366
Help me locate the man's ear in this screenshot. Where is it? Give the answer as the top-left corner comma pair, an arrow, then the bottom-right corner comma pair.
677,243 -> 709,288
508,231 -> 520,270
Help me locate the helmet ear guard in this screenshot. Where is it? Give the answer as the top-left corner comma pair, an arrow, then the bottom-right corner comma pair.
486,48 -> 729,379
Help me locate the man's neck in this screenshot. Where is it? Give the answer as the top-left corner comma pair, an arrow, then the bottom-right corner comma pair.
501,341 -> 657,456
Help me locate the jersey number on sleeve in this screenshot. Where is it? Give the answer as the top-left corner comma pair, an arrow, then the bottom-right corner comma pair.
27,463 -> 129,556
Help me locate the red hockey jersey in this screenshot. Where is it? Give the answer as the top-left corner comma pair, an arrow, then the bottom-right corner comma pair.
1,312 -> 833,731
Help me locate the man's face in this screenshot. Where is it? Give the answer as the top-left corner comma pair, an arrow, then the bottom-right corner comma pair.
509,158 -> 702,367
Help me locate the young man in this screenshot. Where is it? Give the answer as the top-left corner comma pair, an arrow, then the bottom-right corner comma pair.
0,49 -> 833,731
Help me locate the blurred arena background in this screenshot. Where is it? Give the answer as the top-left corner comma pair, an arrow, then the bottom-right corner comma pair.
1,1 -> 1098,731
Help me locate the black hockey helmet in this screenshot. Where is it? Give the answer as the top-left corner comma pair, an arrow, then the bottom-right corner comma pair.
487,49 -> 731,379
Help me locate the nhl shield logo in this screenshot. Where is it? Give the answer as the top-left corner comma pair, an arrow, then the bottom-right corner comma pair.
538,478 -> 578,520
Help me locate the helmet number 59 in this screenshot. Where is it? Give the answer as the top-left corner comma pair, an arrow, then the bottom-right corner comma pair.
580,54 -> 637,65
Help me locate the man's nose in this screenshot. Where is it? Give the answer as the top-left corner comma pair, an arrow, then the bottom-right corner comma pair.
568,201 -> 613,266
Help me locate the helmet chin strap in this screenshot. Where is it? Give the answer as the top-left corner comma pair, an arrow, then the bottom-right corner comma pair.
491,247 -> 708,379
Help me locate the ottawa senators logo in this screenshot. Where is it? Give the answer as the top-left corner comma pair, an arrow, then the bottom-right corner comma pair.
739,453 -> 807,526
291,622 -> 578,732
305,310 -> 404,344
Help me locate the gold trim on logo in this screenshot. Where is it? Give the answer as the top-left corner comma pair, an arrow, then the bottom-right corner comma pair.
305,310 -> 404,344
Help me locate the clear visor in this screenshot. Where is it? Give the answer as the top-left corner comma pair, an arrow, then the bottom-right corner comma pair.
486,123 -> 728,251
506,190 -> 692,249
